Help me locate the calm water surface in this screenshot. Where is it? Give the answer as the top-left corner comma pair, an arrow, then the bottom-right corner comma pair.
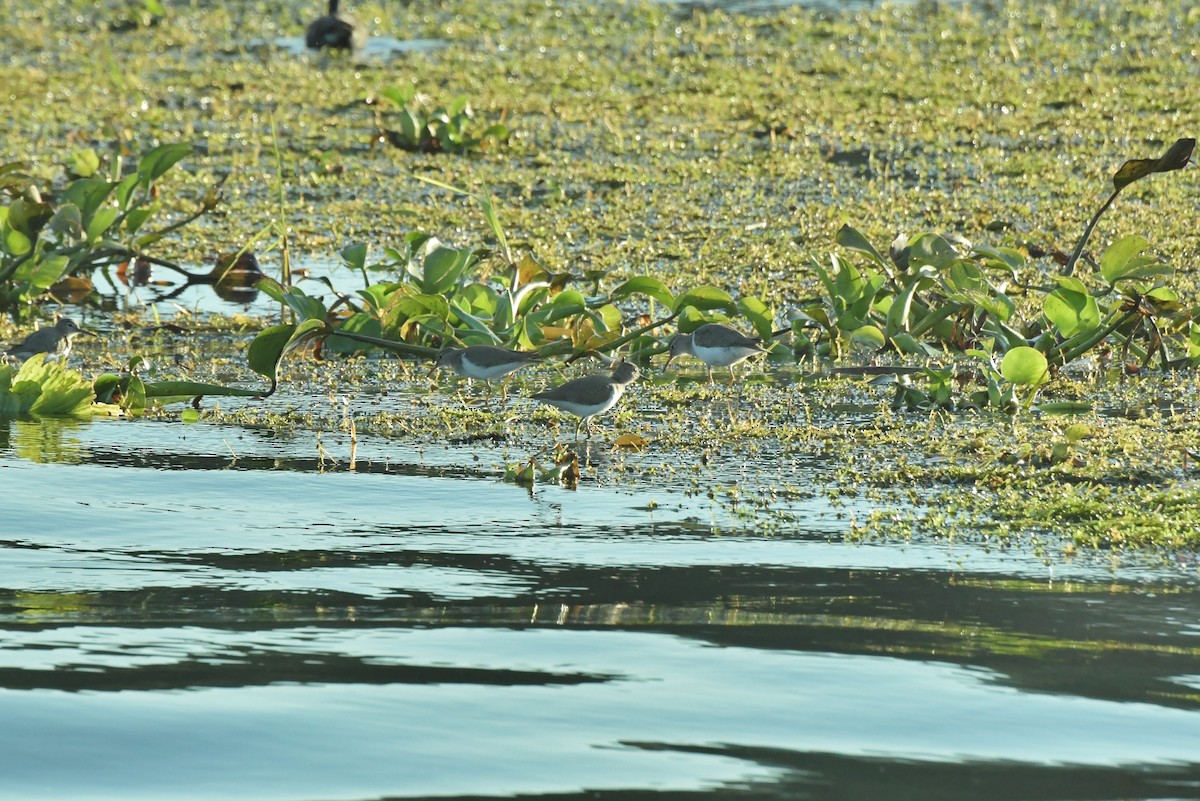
2,416 -> 1199,800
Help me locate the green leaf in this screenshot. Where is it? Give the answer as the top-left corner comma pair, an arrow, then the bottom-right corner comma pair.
380,85 -> 415,107
1044,279 -> 1100,337
340,242 -> 368,272
325,312 -> 385,354
86,207 -> 121,242
674,285 -> 737,315
2,356 -> 93,417
1000,346 -> 1049,388
143,380 -> 262,402
610,276 -> 675,307
885,267 -> 936,335
124,206 -> 155,235
122,374 -> 147,418
421,244 -> 475,295
48,204 -> 84,240
113,172 -> 140,211
137,143 -> 191,188
6,198 -> 53,237
907,232 -> 960,270
1099,235 -> 1150,284
69,148 -> 101,178
256,279 -> 327,321
31,253 -> 70,290
247,319 -> 327,393
737,296 -> 774,341
60,178 -> 115,224
835,224 -> 890,271
850,324 -> 886,348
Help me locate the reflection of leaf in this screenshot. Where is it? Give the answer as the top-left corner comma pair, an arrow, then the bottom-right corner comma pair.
1112,137 -> 1195,190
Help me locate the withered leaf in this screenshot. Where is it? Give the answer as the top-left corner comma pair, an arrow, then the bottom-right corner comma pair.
1112,137 -> 1195,190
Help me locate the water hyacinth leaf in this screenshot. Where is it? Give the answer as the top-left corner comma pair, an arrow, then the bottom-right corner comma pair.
421,244 -> 474,295
674,286 -> 737,315
972,243 -> 1025,277
31,254 -> 71,290
1099,235 -> 1150,284
86,206 -> 121,242
850,324 -> 886,349
3,224 -> 31,256
907,232 -> 961,270
835,224 -> 890,271
48,203 -> 83,240
458,283 -> 499,315
181,408 -> 201,423
70,148 -> 100,178
143,380 -> 263,404
737,296 -> 774,341
1144,286 -> 1183,314
121,374 -> 147,418
380,85 -> 415,107
124,206 -> 155,236
1112,137 -> 1195,191
611,276 -> 675,307
256,278 -> 327,321
137,143 -> 191,189
326,313 -> 384,354
7,198 -> 53,238
61,177 -> 115,224
1000,346 -> 1049,388
356,283 -> 395,312
114,172 -> 140,210
1044,278 -> 1100,337
955,289 -> 1015,323
885,267 -> 937,335
340,242 -> 368,272
248,319 -> 327,393
517,253 -> 550,286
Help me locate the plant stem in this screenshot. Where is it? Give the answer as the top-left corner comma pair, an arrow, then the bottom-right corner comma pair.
1062,187 -> 1121,277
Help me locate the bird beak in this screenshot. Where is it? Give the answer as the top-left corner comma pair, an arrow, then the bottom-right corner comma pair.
80,328 -> 98,338
663,353 -> 675,371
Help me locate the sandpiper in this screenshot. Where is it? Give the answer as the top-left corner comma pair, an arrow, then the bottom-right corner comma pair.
531,359 -> 639,438
433,345 -> 542,401
665,322 -> 768,384
306,0 -> 366,51
4,317 -> 96,362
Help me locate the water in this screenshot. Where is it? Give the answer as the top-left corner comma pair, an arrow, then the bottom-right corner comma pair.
2,417 -> 1199,800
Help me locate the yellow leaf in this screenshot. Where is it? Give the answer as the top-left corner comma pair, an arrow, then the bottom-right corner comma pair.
613,433 -> 648,451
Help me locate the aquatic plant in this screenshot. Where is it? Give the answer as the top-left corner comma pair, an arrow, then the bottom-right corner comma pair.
0,355 -> 95,418
0,144 -> 219,316
375,87 -> 511,154
247,180 -> 761,390
818,138 -> 1196,413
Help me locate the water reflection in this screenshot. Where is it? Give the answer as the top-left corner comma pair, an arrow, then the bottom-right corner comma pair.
2,418 -> 1199,799
0,417 -> 89,464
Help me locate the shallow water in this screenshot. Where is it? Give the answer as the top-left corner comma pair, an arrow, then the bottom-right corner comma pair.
2,415 -> 1199,800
